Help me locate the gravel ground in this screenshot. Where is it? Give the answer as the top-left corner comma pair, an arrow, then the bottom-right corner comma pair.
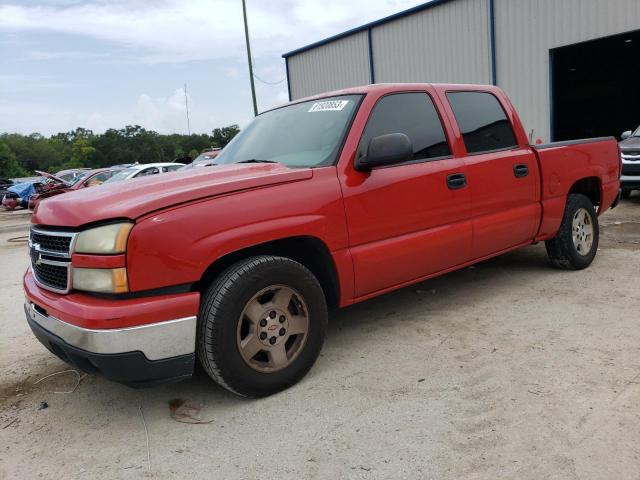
1,197 -> 640,479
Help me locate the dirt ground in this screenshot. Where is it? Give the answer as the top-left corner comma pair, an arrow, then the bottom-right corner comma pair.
1,198 -> 640,480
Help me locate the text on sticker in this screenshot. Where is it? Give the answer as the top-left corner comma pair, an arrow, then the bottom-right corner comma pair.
308,100 -> 350,112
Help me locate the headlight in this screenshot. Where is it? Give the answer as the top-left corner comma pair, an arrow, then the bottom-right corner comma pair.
73,267 -> 128,293
74,223 -> 132,254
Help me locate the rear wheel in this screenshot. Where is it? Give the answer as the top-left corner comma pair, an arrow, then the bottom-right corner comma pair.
545,193 -> 599,270
197,255 -> 327,397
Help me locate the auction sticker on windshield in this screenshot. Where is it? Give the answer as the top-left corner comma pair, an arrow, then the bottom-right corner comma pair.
308,100 -> 350,112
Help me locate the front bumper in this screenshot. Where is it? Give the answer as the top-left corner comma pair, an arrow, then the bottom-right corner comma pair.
23,269 -> 200,387
621,155 -> 640,190
25,302 -> 196,387
620,175 -> 640,190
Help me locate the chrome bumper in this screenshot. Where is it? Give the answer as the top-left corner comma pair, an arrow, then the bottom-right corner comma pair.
25,301 -> 196,361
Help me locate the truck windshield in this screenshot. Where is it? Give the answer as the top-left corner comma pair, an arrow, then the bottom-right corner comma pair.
215,95 -> 362,168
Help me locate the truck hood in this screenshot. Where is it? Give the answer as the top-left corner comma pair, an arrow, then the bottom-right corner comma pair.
32,163 -> 314,227
35,170 -> 71,186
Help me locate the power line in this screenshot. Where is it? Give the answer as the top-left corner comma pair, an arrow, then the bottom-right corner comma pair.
252,72 -> 286,85
249,54 -> 286,85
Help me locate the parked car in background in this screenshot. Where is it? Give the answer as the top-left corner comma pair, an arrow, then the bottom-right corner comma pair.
24,83 -> 620,397
109,163 -> 134,169
3,171 -> 71,210
103,162 -> 185,184
28,168 -> 123,210
179,149 -> 221,171
620,126 -> 640,198
2,176 -> 44,210
55,168 -> 91,183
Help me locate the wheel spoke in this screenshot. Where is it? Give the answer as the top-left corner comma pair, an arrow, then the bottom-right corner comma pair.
243,300 -> 264,323
288,314 -> 307,335
271,287 -> 293,312
240,334 -> 262,360
268,343 -> 288,368
584,223 -> 593,236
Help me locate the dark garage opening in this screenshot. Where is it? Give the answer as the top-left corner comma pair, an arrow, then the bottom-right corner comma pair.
551,29 -> 640,142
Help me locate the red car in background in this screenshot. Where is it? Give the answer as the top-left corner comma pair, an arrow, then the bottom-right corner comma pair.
28,168 -> 122,210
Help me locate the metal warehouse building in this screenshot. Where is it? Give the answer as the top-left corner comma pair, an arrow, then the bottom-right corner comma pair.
282,0 -> 640,143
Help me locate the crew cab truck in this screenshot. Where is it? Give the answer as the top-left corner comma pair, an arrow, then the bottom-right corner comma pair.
24,84 -> 621,397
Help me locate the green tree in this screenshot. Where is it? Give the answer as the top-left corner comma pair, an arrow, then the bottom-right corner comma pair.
0,123 -> 240,174
57,136 -> 96,170
212,125 -> 240,148
0,141 -> 27,178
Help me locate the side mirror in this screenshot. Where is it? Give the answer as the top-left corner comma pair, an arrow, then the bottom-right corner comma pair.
355,133 -> 413,171
621,131 -> 632,140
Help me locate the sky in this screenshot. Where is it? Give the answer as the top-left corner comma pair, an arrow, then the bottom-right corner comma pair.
0,0 -> 427,136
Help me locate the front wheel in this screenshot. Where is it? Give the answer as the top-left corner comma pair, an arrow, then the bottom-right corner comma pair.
621,189 -> 631,200
197,255 -> 328,397
545,193 -> 599,270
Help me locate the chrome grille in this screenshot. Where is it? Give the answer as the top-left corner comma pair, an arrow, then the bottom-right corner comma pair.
29,228 -> 76,294
30,231 -> 72,253
32,262 -> 69,291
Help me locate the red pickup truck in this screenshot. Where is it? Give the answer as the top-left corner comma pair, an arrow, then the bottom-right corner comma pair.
24,84 -> 620,397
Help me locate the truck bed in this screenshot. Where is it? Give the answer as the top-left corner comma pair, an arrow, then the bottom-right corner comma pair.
532,136 -> 620,240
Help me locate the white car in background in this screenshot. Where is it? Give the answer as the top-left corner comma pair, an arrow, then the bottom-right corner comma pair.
104,162 -> 185,184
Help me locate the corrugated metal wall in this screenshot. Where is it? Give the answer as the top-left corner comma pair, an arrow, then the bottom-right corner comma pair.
286,0 -> 640,141
372,0 -> 491,84
495,0 -> 640,142
287,31 -> 370,100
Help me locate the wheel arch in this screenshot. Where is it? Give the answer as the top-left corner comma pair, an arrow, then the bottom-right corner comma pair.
568,176 -> 601,207
198,236 -> 340,310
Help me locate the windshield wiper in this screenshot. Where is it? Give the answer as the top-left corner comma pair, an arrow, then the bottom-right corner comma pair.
236,159 -> 279,164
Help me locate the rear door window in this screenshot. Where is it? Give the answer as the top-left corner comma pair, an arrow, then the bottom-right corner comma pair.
357,92 -> 451,164
447,91 -> 518,154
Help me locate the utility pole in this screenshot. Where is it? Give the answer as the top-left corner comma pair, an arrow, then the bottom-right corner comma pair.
184,83 -> 191,135
242,0 -> 258,116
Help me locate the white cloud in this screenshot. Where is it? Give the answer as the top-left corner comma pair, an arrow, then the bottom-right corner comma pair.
82,111 -> 106,132
0,0 -> 426,63
0,0 -> 428,135
132,88 -> 191,133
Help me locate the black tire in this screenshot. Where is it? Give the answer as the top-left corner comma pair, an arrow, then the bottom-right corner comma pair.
545,193 -> 599,270
621,189 -> 631,200
197,255 -> 328,397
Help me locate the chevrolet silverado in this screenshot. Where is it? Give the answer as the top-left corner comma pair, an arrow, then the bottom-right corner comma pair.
24,84 -> 621,397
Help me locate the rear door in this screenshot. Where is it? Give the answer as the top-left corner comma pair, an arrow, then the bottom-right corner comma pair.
443,90 -> 540,258
339,90 -> 473,298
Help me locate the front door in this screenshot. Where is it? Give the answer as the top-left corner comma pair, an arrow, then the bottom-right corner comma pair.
339,90 -> 473,298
